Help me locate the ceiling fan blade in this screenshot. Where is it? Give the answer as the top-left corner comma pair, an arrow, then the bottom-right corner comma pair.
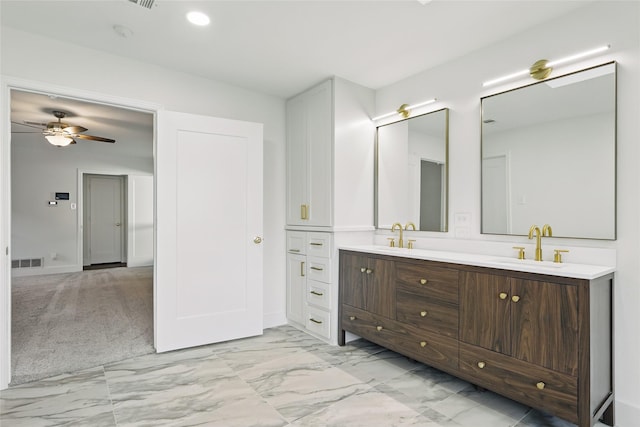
11,131 -> 44,134
73,134 -> 116,143
12,121 -> 45,130
62,126 -> 88,134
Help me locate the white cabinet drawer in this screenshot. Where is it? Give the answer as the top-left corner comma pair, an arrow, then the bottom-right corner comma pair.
306,279 -> 331,310
287,231 -> 307,254
307,232 -> 332,258
307,256 -> 331,283
306,306 -> 331,340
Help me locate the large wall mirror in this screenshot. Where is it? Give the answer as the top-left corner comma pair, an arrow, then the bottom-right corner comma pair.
481,62 -> 616,240
376,108 -> 449,231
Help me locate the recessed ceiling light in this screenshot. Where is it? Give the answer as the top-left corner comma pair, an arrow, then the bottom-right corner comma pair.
187,11 -> 210,26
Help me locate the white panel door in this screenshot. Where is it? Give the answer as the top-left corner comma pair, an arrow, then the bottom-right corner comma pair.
156,111 -> 263,352
88,175 -> 124,264
127,175 -> 154,267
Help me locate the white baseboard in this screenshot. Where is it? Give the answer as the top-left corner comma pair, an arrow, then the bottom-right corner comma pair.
616,399 -> 640,427
11,264 -> 81,277
263,311 -> 287,329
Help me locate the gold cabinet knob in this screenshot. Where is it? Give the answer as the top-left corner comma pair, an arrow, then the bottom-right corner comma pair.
360,267 -> 367,273
253,236 -> 263,244
536,381 -> 545,390
420,341 -> 427,347
477,361 -> 486,369
499,292 -> 508,300
512,295 -> 521,303
349,316 -> 356,321
376,325 -> 383,331
420,311 -> 427,317
366,269 -> 373,274
420,278 -> 428,285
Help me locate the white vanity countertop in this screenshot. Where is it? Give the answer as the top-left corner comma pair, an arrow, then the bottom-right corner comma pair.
339,245 -> 615,280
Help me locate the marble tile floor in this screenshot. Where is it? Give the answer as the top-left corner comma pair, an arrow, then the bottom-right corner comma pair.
0,325 -> 608,427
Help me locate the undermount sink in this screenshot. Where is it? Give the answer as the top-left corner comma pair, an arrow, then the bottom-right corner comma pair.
492,258 -> 566,268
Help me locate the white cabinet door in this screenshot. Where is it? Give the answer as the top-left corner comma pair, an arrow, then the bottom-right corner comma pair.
305,80 -> 333,226
286,253 -> 306,324
155,110 -> 263,352
286,80 -> 332,226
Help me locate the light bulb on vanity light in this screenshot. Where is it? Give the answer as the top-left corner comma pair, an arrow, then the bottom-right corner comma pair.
372,98 -> 437,122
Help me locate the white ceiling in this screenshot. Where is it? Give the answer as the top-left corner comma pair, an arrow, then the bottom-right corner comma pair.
3,0 -> 594,144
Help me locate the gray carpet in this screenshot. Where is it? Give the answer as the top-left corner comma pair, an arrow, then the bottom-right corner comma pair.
11,266 -> 154,385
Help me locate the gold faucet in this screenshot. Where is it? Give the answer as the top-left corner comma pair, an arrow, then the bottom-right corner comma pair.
404,222 -> 416,231
528,224 -> 552,261
528,225 -> 542,261
391,222 -> 404,248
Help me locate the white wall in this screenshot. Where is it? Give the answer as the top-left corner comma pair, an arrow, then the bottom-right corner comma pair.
375,1 -> 639,424
0,24 -> 288,386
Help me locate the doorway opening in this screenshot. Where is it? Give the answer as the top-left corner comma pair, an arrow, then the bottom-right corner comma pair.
8,88 -> 155,385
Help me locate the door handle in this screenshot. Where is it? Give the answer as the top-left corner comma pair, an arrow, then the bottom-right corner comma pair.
115,222 -> 121,226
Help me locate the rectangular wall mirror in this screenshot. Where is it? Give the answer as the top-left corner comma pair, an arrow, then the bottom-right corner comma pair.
376,108 -> 449,231
481,62 -> 616,240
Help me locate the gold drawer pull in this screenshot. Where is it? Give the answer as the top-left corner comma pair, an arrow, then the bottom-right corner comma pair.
420,311 -> 428,317
360,267 -> 367,273
499,292 -> 508,300
301,204 -> 309,220
309,242 -> 323,246
477,361 -> 486,369
309,318 -> 322,324
536,381 -> 545,390
349,316 -> 356,321
366,269 -> 373,274
310,291 -> 324,296
512,295 -> 521,303
289,249 -> 300,253
420,278 -> 428,285
300,261 -> 305,277
376,325 -> 383,331
310,266 -> 324,271
420,341 -> 427,347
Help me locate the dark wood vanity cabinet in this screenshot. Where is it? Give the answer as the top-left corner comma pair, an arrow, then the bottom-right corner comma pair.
338,250 -> 614,427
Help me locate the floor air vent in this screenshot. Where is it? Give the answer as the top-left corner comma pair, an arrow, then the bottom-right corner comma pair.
12,258 -> 44,269
128,0 -> 155,9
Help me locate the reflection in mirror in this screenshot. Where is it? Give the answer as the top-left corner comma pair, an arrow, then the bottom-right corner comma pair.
376,108 -> 449,231
481,62 -> 616,240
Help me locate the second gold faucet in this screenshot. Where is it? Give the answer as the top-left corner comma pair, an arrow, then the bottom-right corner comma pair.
528,224 -> 552,261
391,222 -> 416,248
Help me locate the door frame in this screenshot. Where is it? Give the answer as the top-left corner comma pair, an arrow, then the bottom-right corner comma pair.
81,173 -> 127,266
0,76 -> 161,389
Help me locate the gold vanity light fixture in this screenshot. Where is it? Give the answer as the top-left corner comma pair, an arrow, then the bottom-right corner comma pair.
482,45 -> 610,87
372,98 -> 437,121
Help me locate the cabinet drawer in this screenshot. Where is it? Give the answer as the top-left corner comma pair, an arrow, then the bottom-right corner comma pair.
307,279 -> 331,310
396,291 -> 458,338
307,232 -> 332,258
459,342 -> 578,424
306,306 -> 331,340
307,256 -> 331,283
287,231 -> 306,254
396,262 -> 459,304
341,305 -> 458,373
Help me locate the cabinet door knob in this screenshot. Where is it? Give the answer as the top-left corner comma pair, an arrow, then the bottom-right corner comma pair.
512,295 -> 521,303
376,325 -> 383,331
366,269 -> 373,274
477,361 -> 486,369
420,278 -> 428,285
420,311 -> 428,317
420,341 -> 427,347
349,316 -> 356,321
536,381 -> 545,390
499,292 -> 508,300
360,267 -> 367,273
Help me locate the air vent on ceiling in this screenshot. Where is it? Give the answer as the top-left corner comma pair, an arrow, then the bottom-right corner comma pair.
128,0 -> 155,9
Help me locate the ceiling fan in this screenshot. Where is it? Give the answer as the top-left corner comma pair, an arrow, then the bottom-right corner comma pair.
11,110 -> 116,147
